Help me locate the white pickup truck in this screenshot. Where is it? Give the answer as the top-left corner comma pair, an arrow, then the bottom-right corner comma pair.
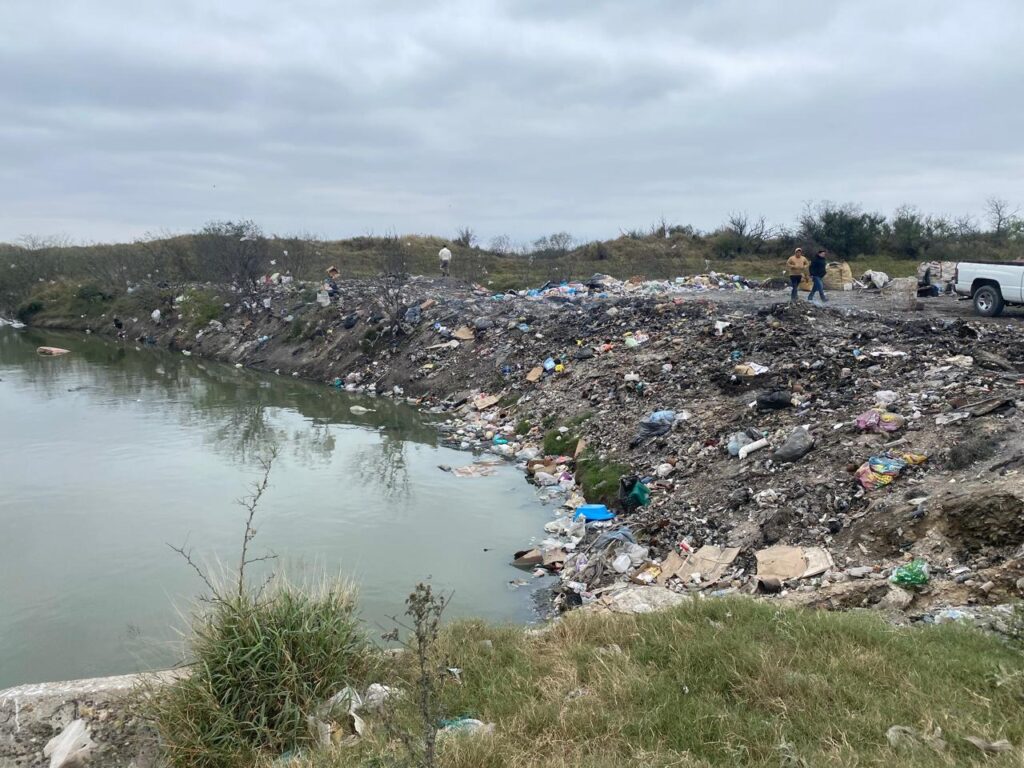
954,261 -> 1024,316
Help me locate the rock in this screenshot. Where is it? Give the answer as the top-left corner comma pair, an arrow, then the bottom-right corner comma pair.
847,566 -> 874,579
781,580 -> 889,610
875,585 -> 914,611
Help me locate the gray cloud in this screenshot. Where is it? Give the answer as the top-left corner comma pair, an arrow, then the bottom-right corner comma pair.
1,0 -> 1021,244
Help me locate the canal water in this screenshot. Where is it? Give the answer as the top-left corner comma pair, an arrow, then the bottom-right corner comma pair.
0,327 -> 549,689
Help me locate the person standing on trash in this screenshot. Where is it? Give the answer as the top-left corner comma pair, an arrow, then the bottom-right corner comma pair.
808,249 -> 829,303
438,244 -> 452,277
786,248 -> 809,302
324,266 -> 341,300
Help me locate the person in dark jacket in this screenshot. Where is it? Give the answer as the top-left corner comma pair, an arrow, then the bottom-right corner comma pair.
808,250 -> 829,303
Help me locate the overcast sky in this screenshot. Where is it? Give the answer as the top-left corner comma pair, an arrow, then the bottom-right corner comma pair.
1,0 -> 1022,246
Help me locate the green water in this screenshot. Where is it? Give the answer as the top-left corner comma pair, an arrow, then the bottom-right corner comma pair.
0,327 -> 549,689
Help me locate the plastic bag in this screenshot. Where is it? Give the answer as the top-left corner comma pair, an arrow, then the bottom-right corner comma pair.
891,560 -> 929,587
855,451 -> 927,490
630,411 -> 675,447
756,391 -> 794,410
618,475 -> 650,511
855,408 -> 906,433
727,428 -> 761,457
772,427 -> 814,462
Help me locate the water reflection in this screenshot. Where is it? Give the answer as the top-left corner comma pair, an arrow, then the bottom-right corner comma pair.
2,328 -> 436,479
0,326 -> 551,687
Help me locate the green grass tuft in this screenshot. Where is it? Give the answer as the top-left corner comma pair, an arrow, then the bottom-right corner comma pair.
542,428 -> 579,457
145,579 -> 374,767
180,287 -> 226,331
575,451 -> 629,504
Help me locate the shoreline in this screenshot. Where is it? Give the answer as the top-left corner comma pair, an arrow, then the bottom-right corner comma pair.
5,274 -> 1024,764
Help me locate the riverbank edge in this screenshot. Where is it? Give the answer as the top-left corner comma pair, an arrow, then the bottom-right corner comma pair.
2,304 -> 585,759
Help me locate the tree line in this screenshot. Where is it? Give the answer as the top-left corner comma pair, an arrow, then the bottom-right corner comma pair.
1,199 -> 1021,310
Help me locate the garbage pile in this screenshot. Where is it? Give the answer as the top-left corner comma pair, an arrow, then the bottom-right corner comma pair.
413,295 -> 1024,620
522,272 -> 761,301
73,272 -> 1024,622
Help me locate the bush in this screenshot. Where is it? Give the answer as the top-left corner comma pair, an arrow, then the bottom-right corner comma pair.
147,580 -> 373,767
15,299 -> 43,322
75,282 -> 113,303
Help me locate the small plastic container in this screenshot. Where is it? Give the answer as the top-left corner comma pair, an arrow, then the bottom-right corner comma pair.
574,504 -> 616,522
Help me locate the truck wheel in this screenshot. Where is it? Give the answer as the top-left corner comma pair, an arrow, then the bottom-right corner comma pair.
973,285 -> 1004,317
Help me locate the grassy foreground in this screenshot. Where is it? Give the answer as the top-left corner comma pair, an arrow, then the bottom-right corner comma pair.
290,598 -> 1024,768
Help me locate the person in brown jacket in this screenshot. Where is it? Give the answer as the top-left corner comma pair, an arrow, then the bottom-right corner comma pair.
786,248 -> 809,302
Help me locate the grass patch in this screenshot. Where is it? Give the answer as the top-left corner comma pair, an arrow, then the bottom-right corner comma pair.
540,412 -> 592,455
145,579 -> 374,768
289,319 -> 311,342
109,284 -> 176,319
542,428 -> 579,457
18,281 -> 114,321
309,599 -> 1024,768
514,419 -> 531,436
575,451 -> 630,504
180,287 -> 226,331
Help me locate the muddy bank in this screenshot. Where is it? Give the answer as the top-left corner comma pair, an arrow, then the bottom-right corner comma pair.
0,672 -> 183,767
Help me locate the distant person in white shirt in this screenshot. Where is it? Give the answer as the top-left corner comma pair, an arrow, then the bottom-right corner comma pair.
438,245 -> 452,277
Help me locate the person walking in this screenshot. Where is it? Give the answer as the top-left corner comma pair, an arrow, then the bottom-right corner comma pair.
438,244 -> 452,277
808,249 -> 829,303
786,248 -> 809,302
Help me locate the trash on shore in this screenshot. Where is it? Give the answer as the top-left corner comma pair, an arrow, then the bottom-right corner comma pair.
855,451 -> 927,490
754,545 -> 833,581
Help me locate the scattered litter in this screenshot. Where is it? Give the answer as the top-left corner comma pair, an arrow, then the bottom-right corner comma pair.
43,719 -> 94,768
772,427 -> 814,462
452,464 -> 498,478
855,451 -> 927,490
575,503 -> 616,522
439,717 -> 495,738
890,560 -> 929,588
855,409 -> 906,433
964,736 -> 1013,754
755,545 -> 833,580
658,545 -> 739,586
472,393 -> 501,410
734,362 -> 769,377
